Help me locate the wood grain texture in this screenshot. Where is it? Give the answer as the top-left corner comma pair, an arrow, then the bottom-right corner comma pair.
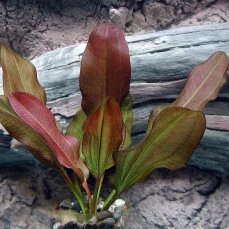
0,23 -> 229,174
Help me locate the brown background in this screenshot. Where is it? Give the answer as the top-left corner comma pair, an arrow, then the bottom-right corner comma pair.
0,0 -> 228,59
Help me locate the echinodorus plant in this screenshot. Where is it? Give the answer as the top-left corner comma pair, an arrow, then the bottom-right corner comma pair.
0,24 -> 228,228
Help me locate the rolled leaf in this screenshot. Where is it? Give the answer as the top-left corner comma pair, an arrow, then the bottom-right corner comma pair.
110,107 -> 206,194
0,96 -> 59,168
120,94 -> 133,150
82,98 -> 124,177
0,44 -> 46,103
80,24 -> 131,115
173,51 -> 229,110
9,92 -> 88,181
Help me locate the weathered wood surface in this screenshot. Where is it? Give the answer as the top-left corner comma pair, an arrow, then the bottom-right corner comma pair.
0,23 -> 229,173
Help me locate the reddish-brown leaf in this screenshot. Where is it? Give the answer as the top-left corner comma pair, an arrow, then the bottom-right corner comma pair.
0,45 -> 46,103
9,92 -> 88,181
173,52 -> 229,110
80,24 -> 131,115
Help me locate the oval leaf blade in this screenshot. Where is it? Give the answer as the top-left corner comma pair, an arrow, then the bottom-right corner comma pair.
110,107 -> 206,194
173,51 -> 229,110
0,96 -> 59,168
82,98 -> 124,177
80,24 -> 131,115
0,45 -> 46,103
8,92 -> 88,180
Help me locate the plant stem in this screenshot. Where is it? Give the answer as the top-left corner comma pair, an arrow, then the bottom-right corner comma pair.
60,168 -> 87,214
82,180 -> 92,212
102,189 -> 117,211
73,172 -> 82,195
92,175 -> 104,214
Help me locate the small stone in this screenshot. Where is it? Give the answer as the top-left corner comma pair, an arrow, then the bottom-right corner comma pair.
62,221 -> 80,229
89,216 -> 97,224
60,199 -> 72,210
114,206 -> 124,212
108,204 -> 116,213
114,199 -> 125,208
72,201 -> 81,212
50,218 -> 57,227
53,222 -> 61,229
53,221 -> 81,229
97,201 -> 104,211
83,225 -> 98,229
77,223 -> 84,229
97,218 -> 116,229
96,211 -> 113,221
113,211 -> 122,222
113,222 -> 122,229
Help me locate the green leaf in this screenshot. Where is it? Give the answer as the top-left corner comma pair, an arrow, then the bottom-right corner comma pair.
0,44 -> 46,103
145,105 -> 168,136
82,98 -> 124,177
110,107 -> 206,194
0,96 -> 59,168
120,94 -> 133,150
66,109 -> 87,141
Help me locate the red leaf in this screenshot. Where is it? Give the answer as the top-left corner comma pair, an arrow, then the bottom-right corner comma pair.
173,52 -> 229,110
0,96 -> 59,169
8,92 -> 88,180
80,24 -> 131,115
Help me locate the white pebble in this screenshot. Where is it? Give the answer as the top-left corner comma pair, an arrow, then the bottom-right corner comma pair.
114,199 -> 125,208
97,203 -> 104,210
53,222 -> 61,229
108,204 -> 116,213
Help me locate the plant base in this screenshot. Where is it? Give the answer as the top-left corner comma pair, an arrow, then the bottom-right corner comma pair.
51,207 -> 128,229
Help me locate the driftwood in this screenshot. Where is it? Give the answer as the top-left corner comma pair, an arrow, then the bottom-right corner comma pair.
0,23 -> 229,173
